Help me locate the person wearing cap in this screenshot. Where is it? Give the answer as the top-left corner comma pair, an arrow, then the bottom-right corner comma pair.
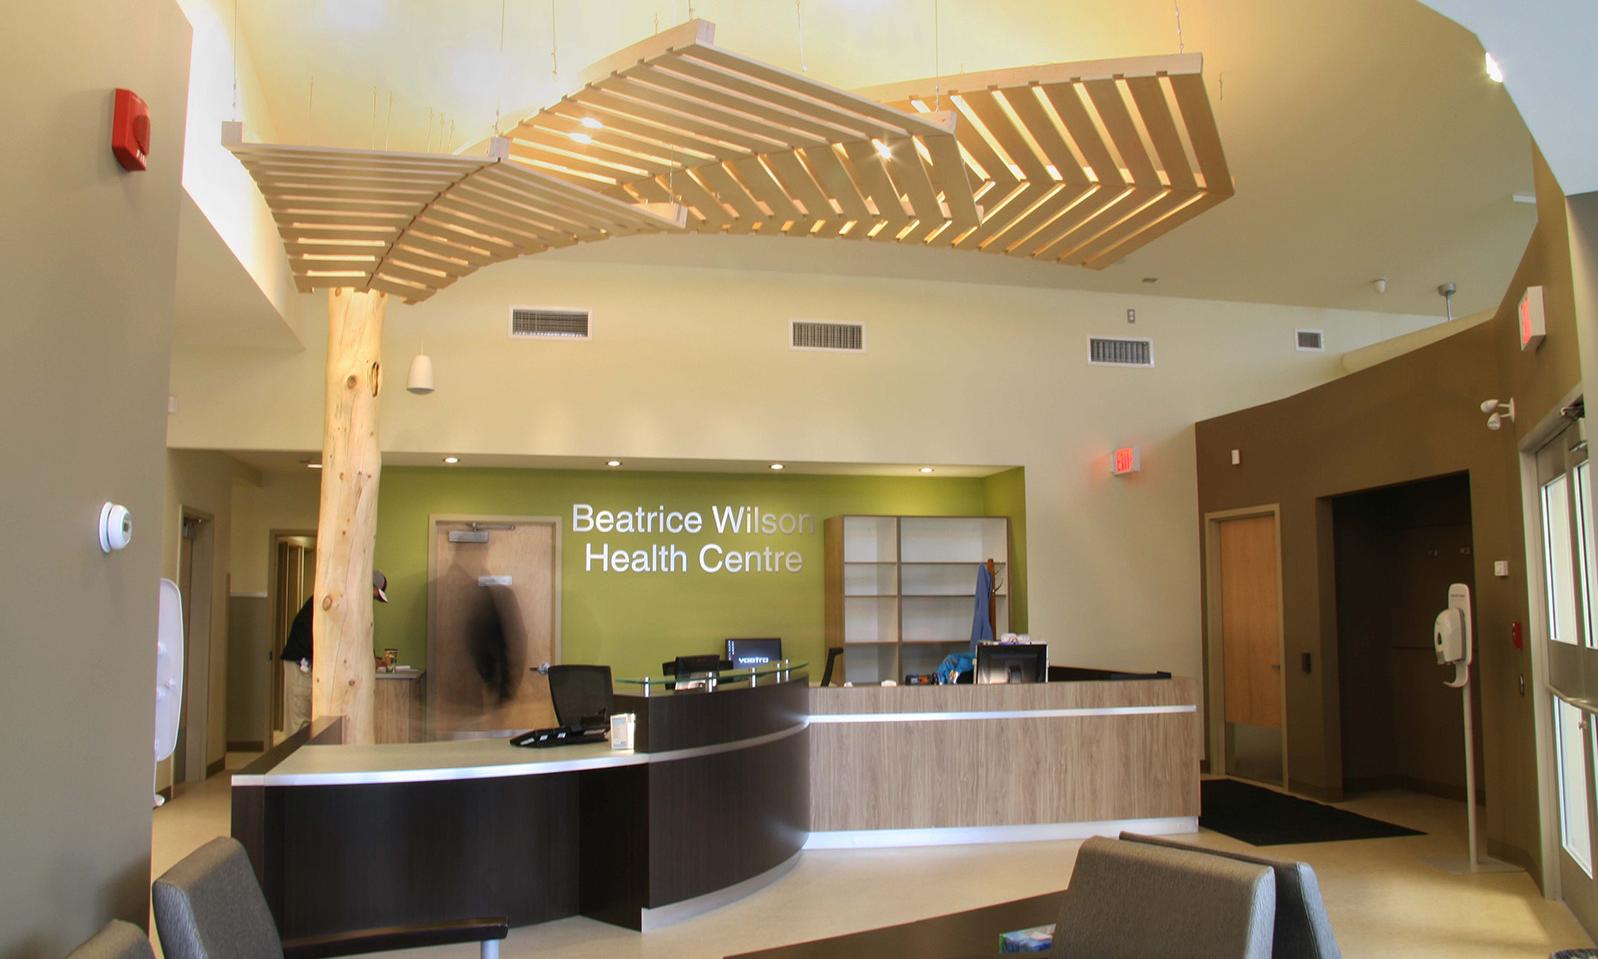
280,570 -> 389,733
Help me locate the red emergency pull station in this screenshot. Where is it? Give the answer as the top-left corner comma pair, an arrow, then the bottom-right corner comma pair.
1512,621 -> 1523,651
112,88 -> 150,172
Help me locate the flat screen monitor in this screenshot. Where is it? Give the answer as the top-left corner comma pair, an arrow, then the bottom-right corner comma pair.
665,653 -> 723,677
726,637 -> 782,670
975,642 -> 1047,685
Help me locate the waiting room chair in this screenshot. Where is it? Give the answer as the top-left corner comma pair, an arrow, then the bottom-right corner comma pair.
1121,832 -> 1342,958
152,836 -> 507,959
65,920 -> 154,959
1054,836 -> 1276,959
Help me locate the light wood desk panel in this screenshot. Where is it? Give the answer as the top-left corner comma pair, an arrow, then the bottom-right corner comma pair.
808,678 -> 1200,831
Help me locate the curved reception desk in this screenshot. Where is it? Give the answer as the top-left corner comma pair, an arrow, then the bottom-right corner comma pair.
232,673 -> 808,936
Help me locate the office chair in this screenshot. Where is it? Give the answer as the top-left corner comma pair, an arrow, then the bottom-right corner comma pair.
546,664 -> 614,727
65,921 -> 154,959
152,836 -> 508,959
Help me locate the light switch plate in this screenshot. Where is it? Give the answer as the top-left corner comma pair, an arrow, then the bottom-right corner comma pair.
1493,560 -> 1509,578
1230,449 -> 1241,466
478,575 -> 512,587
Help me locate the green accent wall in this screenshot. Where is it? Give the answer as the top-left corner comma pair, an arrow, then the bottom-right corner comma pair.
982,467 -> 1028,633
372,467 -> 1028,681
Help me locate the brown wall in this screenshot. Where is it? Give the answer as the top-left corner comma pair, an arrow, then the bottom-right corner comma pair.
1195,146 -> 1579,878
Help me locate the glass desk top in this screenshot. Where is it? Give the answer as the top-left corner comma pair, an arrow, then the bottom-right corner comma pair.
615,658 -> 807,693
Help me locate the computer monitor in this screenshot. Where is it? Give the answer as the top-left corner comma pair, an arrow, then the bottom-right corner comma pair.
726,637 -> 782,670
975,642 -> 1047,685
663,653 -> 724,677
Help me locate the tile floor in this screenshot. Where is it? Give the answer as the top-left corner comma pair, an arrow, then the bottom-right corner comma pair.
149,758 -> 1594,958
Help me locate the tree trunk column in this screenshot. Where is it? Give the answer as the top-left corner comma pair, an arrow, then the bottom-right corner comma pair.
312,287 -> 387,744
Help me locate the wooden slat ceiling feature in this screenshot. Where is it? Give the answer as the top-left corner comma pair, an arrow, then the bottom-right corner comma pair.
228,21 -> 1232,305
224,124 -> 685,303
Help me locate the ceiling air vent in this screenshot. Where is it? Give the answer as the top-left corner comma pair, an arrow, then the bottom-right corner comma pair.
1296,329 -> 1325,352
791,320 -> 865,352
1087,336 -> 1154,367
509,307 -> 590,340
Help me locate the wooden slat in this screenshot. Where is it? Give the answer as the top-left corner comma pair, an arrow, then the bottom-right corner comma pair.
959,90 -> 1051,184
627,65 -> 858,144
509,128 -> 673,176
1035,187 -> 1161,261
998,87 -> 1091,188
728,156 -> 803,222
763,151 -> 835,222
432,192 -> 577,246
1083,79 -> 1158,185
839,142 -> 911,240
663,56 -> 887,140
1041,83 -> 1123,191
690,45 -> 950,139
1080,191 -> 1224,268
694,162 -> 768,233
881,136 -> 944,224
799,144 -> 873,222
1125,76 -> 1197,192
852,51 -> 1206,105
1065,189 -> 1190,265
1168,73 -> 1232,195
607,74 -> 830,149
988,184 -> 1094,253
569,88 -> 781,155
955,182 -> 1051,250
667,167 -> 734,228
538,104 -> 742,162
947,104 -> 1019,194
1017,185 -> 1125,256
920,131 -> 981,228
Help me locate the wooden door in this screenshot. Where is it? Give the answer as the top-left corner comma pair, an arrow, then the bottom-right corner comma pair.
1218,515 -> 1283,729
429,520 -> 558,734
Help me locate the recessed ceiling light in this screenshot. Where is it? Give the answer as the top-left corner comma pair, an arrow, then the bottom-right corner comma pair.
607,459 -> 622,468
919,466 -> 936,474
443,456 -> 460,464
569,131 -> 593,145
1484,52 -> 1504,83
769,463 -> 785,471
579,117 -> 604,130
1141,277 -> 1158,284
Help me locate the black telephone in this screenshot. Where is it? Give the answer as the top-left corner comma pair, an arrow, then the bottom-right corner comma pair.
510,723 -> 608,749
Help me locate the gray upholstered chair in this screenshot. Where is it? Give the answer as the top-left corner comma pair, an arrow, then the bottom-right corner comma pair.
152,837 -> 507,959
65,921 -> 155,959
1054,836 -> 1276,959
1121,832 -> 1343,958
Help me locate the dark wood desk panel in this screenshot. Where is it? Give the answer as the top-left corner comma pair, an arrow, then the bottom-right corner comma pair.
620,674 -> 808,752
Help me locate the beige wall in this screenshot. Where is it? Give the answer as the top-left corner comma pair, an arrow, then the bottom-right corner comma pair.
170,261 -> 1439,683
0,3 -> 191,954
157,450 -> 256,791
230,469 -> 321,595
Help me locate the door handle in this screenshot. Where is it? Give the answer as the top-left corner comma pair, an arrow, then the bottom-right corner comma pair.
1269,663 -> 1282,670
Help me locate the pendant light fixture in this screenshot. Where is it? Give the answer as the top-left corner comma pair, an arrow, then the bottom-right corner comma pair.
407,339 -> 435,395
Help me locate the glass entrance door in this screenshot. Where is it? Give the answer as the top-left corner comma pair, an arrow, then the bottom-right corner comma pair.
1536,418 -> 1598,930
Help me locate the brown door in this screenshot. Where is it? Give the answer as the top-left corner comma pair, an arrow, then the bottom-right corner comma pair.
429,520 -> 558,734
1217,513 -> 1284,784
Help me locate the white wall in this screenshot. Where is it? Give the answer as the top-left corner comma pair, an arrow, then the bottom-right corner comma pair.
169,257 -> 1439,680
175,0 -> 298,334
0,3 -> 191,954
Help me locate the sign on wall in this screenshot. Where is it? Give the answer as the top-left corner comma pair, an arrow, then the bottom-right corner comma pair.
572,503 -> 815,574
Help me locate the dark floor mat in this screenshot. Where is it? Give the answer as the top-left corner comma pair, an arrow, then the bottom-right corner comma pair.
1200,778 -> 1424,846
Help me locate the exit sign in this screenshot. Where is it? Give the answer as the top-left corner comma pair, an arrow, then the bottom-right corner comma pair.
1111,446 -> 1141,476
1520,285 -> 1546,351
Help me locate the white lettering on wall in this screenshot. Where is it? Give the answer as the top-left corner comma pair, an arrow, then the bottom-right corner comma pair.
574,502 -> 811,575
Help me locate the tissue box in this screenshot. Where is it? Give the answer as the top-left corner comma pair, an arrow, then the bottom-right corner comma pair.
999,923 -> 1055,953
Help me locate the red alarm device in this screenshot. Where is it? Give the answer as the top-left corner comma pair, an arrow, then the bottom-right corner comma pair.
112,88 -> 151,172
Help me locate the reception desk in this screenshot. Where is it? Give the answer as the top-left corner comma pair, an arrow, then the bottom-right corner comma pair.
232,673 -> 808,936
807,676 -> 1200,845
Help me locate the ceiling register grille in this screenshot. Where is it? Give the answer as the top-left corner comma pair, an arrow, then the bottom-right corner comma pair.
792,320 -> 865,352
1296,329 -> 1326,351
510,307 -> 590,339
1087,336 -> 1154,367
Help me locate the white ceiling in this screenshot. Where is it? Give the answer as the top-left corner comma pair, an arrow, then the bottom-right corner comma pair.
222,0 -> 1539,318
220,449 -> 1013,478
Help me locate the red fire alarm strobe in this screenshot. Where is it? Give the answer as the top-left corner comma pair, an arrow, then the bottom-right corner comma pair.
112,88 -> 150,172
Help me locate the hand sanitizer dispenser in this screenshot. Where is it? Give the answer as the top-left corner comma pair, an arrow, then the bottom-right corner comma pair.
1433,583 -> 1472,689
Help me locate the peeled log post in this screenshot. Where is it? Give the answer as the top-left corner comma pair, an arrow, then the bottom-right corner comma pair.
312,287 -> 387,744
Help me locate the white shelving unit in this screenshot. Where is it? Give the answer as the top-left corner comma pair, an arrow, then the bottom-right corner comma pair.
825,515 -> 1011,685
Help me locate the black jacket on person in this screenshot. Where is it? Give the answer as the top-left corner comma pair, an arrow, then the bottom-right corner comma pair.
281,596 -> 314,664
